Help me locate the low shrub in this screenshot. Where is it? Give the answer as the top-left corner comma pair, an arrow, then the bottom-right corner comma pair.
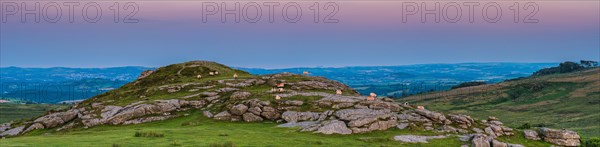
134,131 -> 164,138
582,137 -> 600,147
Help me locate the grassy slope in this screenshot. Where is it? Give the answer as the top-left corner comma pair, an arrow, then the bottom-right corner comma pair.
403,68 -> 600,137
0,110 -> 550,147
0,103 -> 69,123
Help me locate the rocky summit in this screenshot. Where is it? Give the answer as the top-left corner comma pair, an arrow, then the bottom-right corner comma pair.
0,61 -> 583,147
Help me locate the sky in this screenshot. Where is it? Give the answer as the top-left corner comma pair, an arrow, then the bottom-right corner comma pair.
1,1 -> 599,68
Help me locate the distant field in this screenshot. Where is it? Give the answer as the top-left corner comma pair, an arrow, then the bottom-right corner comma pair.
0,103 -> 69,123
0,110 -> 550,147
403,68 -> 600,137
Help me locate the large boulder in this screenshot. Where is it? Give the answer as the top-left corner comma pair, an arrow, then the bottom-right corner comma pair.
334,108 -> 391,121
351,121 -> 398,134
230,104 -> 249,115
414,109 -> 447,123
247,107 -> 262,115
523,130 -> 541,140
260,106 -> 280,120
281,111 -> 321,122
101,106 -> 122,119
34,110 -> 79,128
348,117 -> 379,127
24,123 -> 45,133
448,114 -> 474,128
242,113 -> 263,122
0,123 -> 11,132
471,134 -> 492,147
358,101 -> 402,112
0,126 -> 25,137
213,111 -> 232,121
315,120 -> 352,135
539,128 -> 580,146
108,104 -> 163,124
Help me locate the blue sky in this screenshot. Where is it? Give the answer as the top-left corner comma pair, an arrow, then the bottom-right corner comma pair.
1,1 -> 598,68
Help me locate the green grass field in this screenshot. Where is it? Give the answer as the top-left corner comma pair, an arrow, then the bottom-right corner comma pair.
0,110 -> 550,147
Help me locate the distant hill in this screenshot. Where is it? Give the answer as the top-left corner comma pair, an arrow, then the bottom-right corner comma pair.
403,67 -> 600,137
239,63 -> 557,96
0,66 -> 153,104
1,63 -> 556,103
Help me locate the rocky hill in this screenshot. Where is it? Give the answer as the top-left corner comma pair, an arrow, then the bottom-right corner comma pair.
403,67 -> 599,138
0,61 -> 584,146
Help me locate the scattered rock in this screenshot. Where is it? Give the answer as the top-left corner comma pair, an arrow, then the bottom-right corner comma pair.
396,123 -> 409,129
213,111 -> 232,121
539,128 -> 580,146
242,113 -> 263,122
230,104 -> 249,115
248,107 -> 262,115
334,109 -> 391,121
448,114 -> 474,128
316,120 -> 352,135
203,111 -> 213,118
34,110 -> 79,128
471,134 -> 492,147
393,135 -> 447,143
0,126 -> 24,137
261,107 -> 280,120
282,111 -> 321,122
414,109 -> 447,123
523,130 -> 541,140
24,123 -> 44,133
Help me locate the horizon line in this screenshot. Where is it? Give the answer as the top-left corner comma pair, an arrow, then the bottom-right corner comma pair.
0,61 -> 568,69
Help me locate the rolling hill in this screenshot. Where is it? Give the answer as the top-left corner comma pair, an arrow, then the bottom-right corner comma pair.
403,68 -> 600,137
0,61 -> 589,146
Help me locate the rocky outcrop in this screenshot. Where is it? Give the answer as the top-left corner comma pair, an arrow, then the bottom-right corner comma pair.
137,70 -> 154,80
230,104 -> 248,115
282,111 -> 322,122
469,134 -> 523,147
334,108 -> 391,121
0,123 -> 12,132
357,100 -> 402,112
24,123 -> 44,133
414,109 -> 448,124
315,120 -> 352,135
33,109 -> 79,128
480,117 -> 515,138
523,130 -> 541,140
242,113 -> 263,122
539,128 -> 580,146
0,126 -> 24,137
230,91 -> 251,100
78,99 -> 205,128
260,106 -> 280,120
448,114 -> 474,129
4,63 -> 581,146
